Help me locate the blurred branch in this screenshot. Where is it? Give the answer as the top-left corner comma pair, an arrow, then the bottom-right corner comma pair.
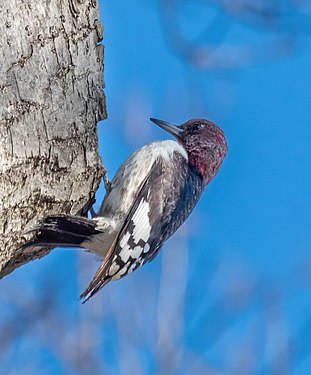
194,0 -> 311,33
159,0 -> 310,70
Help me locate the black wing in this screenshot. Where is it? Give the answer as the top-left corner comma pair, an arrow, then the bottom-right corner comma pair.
80,153 -> 204,302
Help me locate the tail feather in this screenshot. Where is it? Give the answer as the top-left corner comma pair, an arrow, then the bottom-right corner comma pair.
79,237 -> 118,303
22,214 -> 101,249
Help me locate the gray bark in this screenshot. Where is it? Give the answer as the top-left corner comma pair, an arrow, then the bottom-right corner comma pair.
0,0 -> 106,277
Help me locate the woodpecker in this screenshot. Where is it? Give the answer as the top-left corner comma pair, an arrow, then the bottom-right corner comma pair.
23,118 -> 227,302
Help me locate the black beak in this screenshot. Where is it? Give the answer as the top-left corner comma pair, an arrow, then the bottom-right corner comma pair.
150,118 -> 182,140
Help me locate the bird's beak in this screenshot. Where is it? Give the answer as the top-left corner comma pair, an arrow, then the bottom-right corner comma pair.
150,118 -> 183,140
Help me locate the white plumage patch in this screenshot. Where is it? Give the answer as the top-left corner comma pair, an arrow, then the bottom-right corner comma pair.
131,246 -> 144,259
127,263 -> 137,274
131,199 -> 151,243
119,232 -> 132,263
112,266 -> 128,280
119,246 -> 131,263
109,262 -> 120,276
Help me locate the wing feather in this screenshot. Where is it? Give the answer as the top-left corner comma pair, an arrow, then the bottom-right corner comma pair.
80,164 -> 161,303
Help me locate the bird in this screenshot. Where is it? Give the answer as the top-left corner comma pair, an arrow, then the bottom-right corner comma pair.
22,118 -> 228,303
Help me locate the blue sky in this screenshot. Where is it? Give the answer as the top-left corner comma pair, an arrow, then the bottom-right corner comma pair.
2,1 -> 311,374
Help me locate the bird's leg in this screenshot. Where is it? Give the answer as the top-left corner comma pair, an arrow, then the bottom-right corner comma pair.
80,194 -> 96,218
89,207 -> 97,218
88,169 -> 111,218
103,170 -> 112,194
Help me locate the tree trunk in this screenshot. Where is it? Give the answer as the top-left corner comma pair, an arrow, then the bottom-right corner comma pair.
0,0 -> 106,277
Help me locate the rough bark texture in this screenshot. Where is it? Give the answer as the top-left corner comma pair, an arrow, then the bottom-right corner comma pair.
0,0 -> 106,277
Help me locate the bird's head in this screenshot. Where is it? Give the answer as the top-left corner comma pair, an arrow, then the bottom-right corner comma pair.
150,117 -> 228,184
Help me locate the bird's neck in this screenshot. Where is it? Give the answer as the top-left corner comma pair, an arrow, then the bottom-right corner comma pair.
187,150 -> 218,186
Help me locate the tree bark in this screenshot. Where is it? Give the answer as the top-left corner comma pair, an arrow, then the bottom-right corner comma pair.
0,0 -> 106,277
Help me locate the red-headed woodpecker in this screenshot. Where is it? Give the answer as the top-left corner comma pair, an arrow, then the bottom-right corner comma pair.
23,118 -> 228,302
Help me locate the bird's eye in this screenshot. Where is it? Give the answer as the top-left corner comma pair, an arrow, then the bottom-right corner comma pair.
193,123 -> 204,131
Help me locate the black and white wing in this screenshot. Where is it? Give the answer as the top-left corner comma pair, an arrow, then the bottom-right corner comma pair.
80,153 -> 204,302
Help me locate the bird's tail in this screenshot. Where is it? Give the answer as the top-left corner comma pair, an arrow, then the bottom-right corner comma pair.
22,214 -> 101,249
